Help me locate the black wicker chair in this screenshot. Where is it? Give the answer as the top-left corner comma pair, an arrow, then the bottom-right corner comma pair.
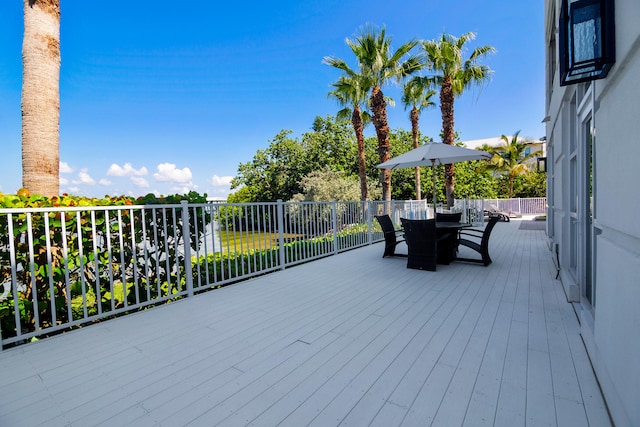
374,215 -> 406,258
435,212 -> 462,223
455,215 -> 500,266
400,218 -> 451,271
435,212 -> 463,262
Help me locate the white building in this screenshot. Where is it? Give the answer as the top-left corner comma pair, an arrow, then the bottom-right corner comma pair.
544,1 -> 640,426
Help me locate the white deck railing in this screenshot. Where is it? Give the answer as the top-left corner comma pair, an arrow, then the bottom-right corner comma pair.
0,200 -> 386,347
483,197 -> 547,215
0,197 -> 545,348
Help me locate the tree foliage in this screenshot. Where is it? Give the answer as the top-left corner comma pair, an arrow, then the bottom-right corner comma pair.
486,131 -> 539,198
290,168 -> 381,202
503,171 -> 547,198
229,116 -> 547,203
453,161 -> 499,199
231,28 -> 546,204
231,130 -> 305,202
402,76 -> 437,200
422,32 -> 495,207
324,25 -> 422,201
0,190 -> 211,340
231,116 -> 364,202
326,74 -> 372,200
230,118 -> 360,203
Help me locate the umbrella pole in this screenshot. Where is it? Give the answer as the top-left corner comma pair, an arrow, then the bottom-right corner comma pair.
431,159 -> 437,219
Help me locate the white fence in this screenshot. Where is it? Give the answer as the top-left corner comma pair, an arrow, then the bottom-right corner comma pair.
0,200 -> 388,348
382,197 -> 547,224
0,197 -> 545,348
483,197 -> 547,215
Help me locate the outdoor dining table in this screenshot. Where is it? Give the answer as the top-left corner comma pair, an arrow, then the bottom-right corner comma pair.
435,221 -> 473,264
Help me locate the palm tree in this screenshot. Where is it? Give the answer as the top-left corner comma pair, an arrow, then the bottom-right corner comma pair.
325,25 -> 422,201
401,76 -> 436,200
22,0 -> 61,197
423,32 -> 495,207
327,75 -> 372,201
486,131 -> 538,199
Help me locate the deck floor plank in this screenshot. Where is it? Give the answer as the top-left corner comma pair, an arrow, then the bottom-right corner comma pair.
0,220 -> 612,427
461,223 -> 521,427
431,236 -> 517,427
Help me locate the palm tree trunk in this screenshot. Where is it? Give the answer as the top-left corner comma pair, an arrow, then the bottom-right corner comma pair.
370,86 -> 391,201
410,107 -> 421,200
352,106 -> 368,201
440,76 -> 455,208
22,0 -> 61,197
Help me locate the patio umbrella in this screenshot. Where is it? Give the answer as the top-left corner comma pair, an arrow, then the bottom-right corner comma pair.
376,142 -> 492,215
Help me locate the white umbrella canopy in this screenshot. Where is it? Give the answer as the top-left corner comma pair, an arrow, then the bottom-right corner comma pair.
376,142 -> 492,215
376,142 -> 492,170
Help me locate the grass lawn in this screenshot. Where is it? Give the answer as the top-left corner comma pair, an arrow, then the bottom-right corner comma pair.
217,230 -> 306,253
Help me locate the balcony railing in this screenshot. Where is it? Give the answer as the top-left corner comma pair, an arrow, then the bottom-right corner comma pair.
483,197 -> 547,215
0,198 -> 545,348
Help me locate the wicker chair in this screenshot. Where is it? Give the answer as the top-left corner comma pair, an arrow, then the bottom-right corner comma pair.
400,218 -> 451,271
374,215 -> 406,258
434,212 -> 462,263
435,212 -> 462,223
456,215 -> 500,266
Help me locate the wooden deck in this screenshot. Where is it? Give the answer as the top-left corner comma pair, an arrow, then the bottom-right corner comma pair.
0,219 -> 611,427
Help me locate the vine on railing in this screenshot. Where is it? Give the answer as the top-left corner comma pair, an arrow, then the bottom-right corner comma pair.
0,191 -> 212,345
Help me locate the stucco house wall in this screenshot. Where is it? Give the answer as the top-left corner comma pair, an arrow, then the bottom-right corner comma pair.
544,1 -> 640,426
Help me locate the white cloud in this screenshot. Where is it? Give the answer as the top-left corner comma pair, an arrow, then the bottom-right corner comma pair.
60,176 -> 69,185
153,163 -> 192,183
170,183 -> 198,194
107,163 -> 148,177
210,188 -> 230,195
60,161 -> 73,173
211,174 -> 233,186
72,169 -> 96,185
99,178 -> 112,186
130,176 -> 150,188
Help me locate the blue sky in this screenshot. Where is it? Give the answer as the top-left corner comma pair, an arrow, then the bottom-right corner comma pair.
0,1 -> 544,199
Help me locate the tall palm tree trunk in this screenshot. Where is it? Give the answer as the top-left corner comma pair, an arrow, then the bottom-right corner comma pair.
351,106 -> 368,201
410,107 -> 422,200
22,0 -> 61,197
440,76 -> 455,208
370,86 -> 391,201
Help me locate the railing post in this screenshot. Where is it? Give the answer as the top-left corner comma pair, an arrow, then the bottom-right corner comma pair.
180,201 -> 194,298
277,200 -> 286,270
332,200 -> 339,255
366,200 -> 373,245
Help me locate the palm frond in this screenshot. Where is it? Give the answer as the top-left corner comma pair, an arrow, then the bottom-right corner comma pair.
335,107 -> 353,122
322,57 -> 357,77
327,75 -> 371,110
402,76 -> 437,112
